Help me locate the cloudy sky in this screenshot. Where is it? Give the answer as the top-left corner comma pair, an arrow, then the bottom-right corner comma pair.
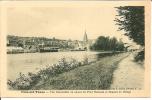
7,6 -> 132,43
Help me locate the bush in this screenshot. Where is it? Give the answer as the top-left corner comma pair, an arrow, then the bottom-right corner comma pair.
7,57 -> 92,90
134,50 -> 144,62
7,53 -> 124,90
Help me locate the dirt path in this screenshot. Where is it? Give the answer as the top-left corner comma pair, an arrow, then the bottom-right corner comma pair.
110,53 -> 144,90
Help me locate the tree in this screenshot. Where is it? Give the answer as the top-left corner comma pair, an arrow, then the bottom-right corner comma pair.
90,36 -> 124,51
115,6 -> 144,46
110,37 -> 118,51
115,6 -> 145,61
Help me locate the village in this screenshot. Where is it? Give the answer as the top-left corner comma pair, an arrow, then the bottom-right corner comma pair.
7,31 -> 95,54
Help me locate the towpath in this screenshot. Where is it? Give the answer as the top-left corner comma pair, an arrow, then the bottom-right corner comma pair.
111,53 -> 144,90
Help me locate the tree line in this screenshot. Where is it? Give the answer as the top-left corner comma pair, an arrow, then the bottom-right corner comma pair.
90,36 -> 125,51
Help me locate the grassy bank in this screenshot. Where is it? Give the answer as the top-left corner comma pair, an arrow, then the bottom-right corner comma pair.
33,53 -> 129,90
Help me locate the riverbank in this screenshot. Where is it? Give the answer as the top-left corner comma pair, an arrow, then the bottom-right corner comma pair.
111,53 -> 144,89
7,51 -> 125,81
32,53 -> 129,90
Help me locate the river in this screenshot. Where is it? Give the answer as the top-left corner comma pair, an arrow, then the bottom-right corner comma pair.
7,51 -> 105,81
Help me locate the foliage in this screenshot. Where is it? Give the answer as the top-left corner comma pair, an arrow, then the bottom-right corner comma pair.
115,6 -> 145,61
7,72 -> 41,90
7,57 -> 91,90
115,6 -> 144,46
90,36 -> 125,51
134,50 -> 144,62
33,53 -> 128,90
7,52 -> 126,90
7,35 -> 74,49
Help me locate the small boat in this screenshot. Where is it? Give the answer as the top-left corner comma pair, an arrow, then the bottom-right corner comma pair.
39,47 -> 59,52
71,48 -> 86,51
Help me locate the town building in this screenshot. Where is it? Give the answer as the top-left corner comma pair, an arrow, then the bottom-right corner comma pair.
7,31 -> 95,53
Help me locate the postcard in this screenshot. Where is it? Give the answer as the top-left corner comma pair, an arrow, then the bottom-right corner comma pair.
0,0 -> 151,97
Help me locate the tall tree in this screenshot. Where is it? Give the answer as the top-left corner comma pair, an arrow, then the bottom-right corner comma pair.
115,6 -> 145,61
115,6 -> 145,46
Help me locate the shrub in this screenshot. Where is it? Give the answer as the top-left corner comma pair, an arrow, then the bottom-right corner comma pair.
7,57 -> 93,90
134,50 -> 144,62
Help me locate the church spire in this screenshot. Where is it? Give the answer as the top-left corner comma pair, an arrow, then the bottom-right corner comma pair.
83,30 -> 88,42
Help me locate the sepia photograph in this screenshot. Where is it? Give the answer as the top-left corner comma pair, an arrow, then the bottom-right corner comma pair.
0,1 -> 150,97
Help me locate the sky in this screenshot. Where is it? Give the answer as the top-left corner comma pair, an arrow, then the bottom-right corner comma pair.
7,6 -> 133,44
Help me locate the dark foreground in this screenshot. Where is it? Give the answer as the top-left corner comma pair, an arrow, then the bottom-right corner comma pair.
32,53 -> 129,90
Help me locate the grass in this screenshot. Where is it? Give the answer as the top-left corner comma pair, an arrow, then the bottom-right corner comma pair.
7,55 -> 93,90
32,53 -> 129,90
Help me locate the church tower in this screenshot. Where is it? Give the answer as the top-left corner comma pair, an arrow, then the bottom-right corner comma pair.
83,30 -> 88,42
83,30 -> 89,51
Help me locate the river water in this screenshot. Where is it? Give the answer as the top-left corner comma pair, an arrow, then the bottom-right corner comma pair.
7,51 -> 105,81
